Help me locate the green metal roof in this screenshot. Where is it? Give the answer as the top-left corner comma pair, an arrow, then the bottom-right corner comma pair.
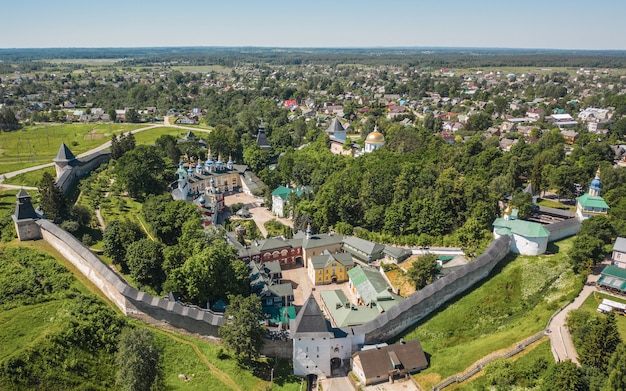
320,290 -> 395,327
492,217 -> 550,238
597,266 -> 626,291
271,185 -> 304,200
577,193 -> 609,209
348,265 -> 402,304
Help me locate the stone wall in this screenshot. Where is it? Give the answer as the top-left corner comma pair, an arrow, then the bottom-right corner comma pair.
261,339 -> 293,359
56,151 -> 110,193
38,216 -> 511,346
349,235 -> 511,344
546,218 -> 581,243
37,219 -> 224,336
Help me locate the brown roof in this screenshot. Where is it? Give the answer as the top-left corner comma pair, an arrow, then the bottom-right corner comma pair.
353,340 -> 428,379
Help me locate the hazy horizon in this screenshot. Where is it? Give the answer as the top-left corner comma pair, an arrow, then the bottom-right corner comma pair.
2,0 -> 625,51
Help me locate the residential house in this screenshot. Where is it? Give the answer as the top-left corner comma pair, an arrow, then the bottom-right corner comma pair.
308,250 -> 354,285
611,237 -> 626,269
561,129 -> 579,145
382,246 -> 412,264
351,340 -> 428,386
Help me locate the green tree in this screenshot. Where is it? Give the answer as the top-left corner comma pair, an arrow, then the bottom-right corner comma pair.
114,145 -> 168,200
125,108 -> 140,123
103,220 -> 145,268
219,294 -> 265,366
173,240 -> 248,304
38,171 -> 68,222
154,134 -> 182,164
115,328 -> 162,391
484,358 -> 515,387
142,195 -> 201,246
578,215 -> 615,246
0,106 -> 20,131
569,234 -> 606,274
126,239 -> 165,291
541,361 -> 587,391
407,253 -> 438,290
604,343 -> 626,391
579,312 -> 622,371
243,143 -> 270,173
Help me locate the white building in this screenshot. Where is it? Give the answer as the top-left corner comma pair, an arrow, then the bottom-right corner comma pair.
492,207 -> 550,256
291,295 -> 364,378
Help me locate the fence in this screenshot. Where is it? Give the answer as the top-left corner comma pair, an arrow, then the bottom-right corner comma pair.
431,332 -> 546,391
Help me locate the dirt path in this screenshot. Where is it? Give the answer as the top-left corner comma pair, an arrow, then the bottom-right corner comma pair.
151,327 -> 242,391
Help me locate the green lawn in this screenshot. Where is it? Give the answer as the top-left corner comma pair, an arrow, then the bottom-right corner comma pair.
0,243 -> 301,390
451,339 -> 553,390
0,123 -> 144,174
3,166 -> 56,187
404,238 -> 582,389
536,198 -> 576,212
0,189 -> 19,214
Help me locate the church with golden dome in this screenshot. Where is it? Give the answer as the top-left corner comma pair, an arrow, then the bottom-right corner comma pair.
364,126 -> 385,153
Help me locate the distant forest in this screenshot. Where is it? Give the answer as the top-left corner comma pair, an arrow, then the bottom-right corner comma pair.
2,47 -> 626,68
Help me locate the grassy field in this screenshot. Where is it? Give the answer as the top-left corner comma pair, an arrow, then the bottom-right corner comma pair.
536,197 -> 576,212
0,123 -> 144,174
449,339 -> 553,390
0,242 -> 301,390
3,166 -> 55,187
403,238 -> 582,390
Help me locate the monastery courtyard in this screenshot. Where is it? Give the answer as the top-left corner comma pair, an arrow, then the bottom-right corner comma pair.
223,192 -> 356,309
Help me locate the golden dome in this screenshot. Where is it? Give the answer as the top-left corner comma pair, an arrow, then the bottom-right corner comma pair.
504,205 -> 512,215
365,130 -> 385,144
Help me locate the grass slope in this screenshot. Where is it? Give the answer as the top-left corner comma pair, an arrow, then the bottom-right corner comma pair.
0,243 -> 300,390
402,238 -> 582,389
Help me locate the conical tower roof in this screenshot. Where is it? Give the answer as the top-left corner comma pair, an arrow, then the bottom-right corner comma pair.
326,118 -> 345,134
53,143 -> 77,163
291,294 -> 333,338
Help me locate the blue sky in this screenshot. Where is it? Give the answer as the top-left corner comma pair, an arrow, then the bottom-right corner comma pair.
2,0 -> 625,50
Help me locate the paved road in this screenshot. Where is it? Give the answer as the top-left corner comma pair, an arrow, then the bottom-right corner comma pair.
547,269 -> 603,364
0,122 -> 212,183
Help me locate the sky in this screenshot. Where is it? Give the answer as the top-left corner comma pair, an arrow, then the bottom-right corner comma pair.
2,0 -> 625,50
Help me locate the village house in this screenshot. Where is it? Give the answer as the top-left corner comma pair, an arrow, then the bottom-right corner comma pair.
351,340 -> 428,386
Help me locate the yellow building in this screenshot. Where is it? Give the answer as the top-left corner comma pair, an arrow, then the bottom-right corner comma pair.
307,250 -> 354,285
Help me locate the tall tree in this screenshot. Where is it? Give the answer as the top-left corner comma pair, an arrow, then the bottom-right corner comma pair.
541,361 -> 586,391
126,239 -> 165,291
38,171 -> 68,222
103,220 -> 145,269
604,343 -> 626,391
219,294 -> 265,366
114,145 -> 168,200
579,312 -> 622,371
0,106 -> 20,131
407,253 -> 438,290
115,328 -> 162,391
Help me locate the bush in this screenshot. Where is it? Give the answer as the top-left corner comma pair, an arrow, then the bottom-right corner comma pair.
81,233 -> 95,246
